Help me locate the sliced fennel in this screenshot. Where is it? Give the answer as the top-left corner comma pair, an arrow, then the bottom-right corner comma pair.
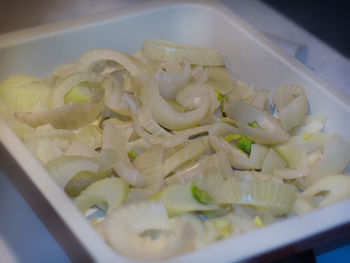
46,155 -> 101,188
302,175 -> 350,207
141,39 -> 225,66
52,72 -> 103,108
132,144 -> 164,189
102,120 -> 146,187
156,58 -> 191,100
65,170 -> 109,197
74,177 -> 129,215
105,200 -> 195,260
25,137 -> 63,165
64,83 -> 92,104
163,137 -> 208,176
77,48 -> 145,76
162,183 -> 218,216
225,99 -> 290,145
0,82 -> 51,113
1,39 -> 350,262
165,152 -> 232,185
213,178 -> 297,216
140,78 -> 209,131
17,101 -> 104,129
302,134 -> 350,189
274,85 -> 308,130
261,148 -> 287,175
76,124 -> 102,149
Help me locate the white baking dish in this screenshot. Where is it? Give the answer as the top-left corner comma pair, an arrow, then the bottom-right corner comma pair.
0,0 -> 349,262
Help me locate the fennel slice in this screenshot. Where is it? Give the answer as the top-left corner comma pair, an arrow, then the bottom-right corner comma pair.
17,102 -> 104,129
6,119 -> 34,141
52,72 -> 104,108
0,82 -> 50,113
274,144 -> 307,169
193,173 -> 226,197
164,137 -> 208,176
65,169 -> 110,197
132,144 -> 164,188
141,78 -> 210,131
162,183 -> 218,217
301,174 -> 350,208
302,134 -> 350,189
76,124 -> 102,149
74,177 -> 129,215
105,200 -> 170,259
205,67 -> 234,94
213,178 -> 297,216
261,148 -> 287,175
175,213 -> 207,249
25,137 -> 63,165
77,48 -> 145,76
291,196 -> 315,215
64,83 -> 92,104
46,155 -> 101,188
141,39 -> 225,66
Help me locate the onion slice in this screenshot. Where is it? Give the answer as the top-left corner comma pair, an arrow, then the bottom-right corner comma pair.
17,102 -> 104,129
131,107 -> 211,147
213,178 -> 297,216
302,174 -> 350,207
46,155 -> 101,188
77,48 -> 145,76
105,200 -> 194,260
225,99 -> 290,145
52,72 -> 104,108
302,134 -> 350,189
155,59 -> 191,100
141,39 -> 225,66
103,77 -> 130,116
273,85 -> 308,131
141,78 -> 209,131
73,177 -> 129,215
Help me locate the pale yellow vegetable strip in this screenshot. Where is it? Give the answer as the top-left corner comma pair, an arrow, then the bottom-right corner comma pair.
141,39 -> 225,66
302,134 -> 350,189
74,177 -> 129,215
164,137 -> 208,176
213,178 -> 297,216
46,155 -> 101,188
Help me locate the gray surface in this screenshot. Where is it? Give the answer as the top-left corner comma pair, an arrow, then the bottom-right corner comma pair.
0,0 -> 349,262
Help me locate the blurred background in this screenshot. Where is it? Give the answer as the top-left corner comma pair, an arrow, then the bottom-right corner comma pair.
0,0 -> 349,262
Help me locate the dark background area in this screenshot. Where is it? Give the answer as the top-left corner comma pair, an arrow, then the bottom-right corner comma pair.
261,0 -> 350,58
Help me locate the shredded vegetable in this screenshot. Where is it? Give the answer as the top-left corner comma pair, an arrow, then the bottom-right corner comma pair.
0,39 -> 349,261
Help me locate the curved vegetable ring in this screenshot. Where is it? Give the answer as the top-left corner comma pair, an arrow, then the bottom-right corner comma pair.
141,39 -> 225,66
77,48 -> 145,76
225,99 -> 290,145
141,79 -> 209,131
105,200 -> 195,260
73,177 -> 129,214
52,72 -> 104,108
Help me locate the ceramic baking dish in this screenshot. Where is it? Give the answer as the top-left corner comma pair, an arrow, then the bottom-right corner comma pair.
0,0 -> 349,262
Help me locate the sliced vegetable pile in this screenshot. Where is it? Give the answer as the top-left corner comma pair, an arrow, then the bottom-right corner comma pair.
0,39 -> 350,260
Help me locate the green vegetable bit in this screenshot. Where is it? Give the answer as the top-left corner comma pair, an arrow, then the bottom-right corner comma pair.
248,121 -> 260,128
237,135 -> 255,154
215,89 -> 227,112
191,184 -> 212,204
128,151 -> 137,159
303,134 -> 312,140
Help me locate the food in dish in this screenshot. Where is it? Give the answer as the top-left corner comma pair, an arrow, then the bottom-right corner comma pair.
0,39 -> 349,260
